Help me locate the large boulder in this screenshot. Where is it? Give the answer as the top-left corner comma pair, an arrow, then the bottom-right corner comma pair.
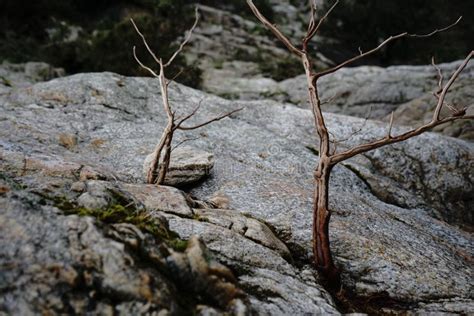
1,72 -> 472,313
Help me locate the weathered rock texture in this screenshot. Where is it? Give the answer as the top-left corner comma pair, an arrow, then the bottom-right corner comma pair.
0,62 -> 64,95
205,60 -> 474,140
143,146 -> 214,187
0,71 -> 473,314
190,3 -> 333,100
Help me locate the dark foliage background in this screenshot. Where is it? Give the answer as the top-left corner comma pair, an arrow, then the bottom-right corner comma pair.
319,0 -> 473,66
0,0 -> 202,86
0,0 -> 472,87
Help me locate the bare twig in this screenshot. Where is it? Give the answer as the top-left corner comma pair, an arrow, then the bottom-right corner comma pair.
320,93 -> 340,105
432,51 -> 473,121
132,9 -> 241,184
247,0 -> 472,286
410,16 -> 462,38
130,19 -> 161,65
175,100 -> 203,129
304,0 -> 339,50
178,108 -> 243,131
431,57 -> 444,95
171,136 -> 200,152
167,69 -> 184,87
315,17 -> 461,80
164,7 -> 200,67
387,111 -> 395,139
329,106 -> 372,154
132,46 -> 160,78
247,0 -> 303,57
331,51 -> 473,164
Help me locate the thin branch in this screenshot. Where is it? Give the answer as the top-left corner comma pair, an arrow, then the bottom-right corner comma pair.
130,19 -> 161,66
320,94 -> 338,105
431,57 -> 443,95
433,51 -> 473,121
178,108 -> 243,131
331,51 -> 473,165
247,0 -> 303,57
329,105 -> 372,154
174,100 -> 203,129
171,136 -> 200,152
304,0 -> 339,49
331,115 -> 473,164
315,17 -> 462,79
410,16 -> 462,38
164,7 -> 200,67
387,111 -> 394,139
167,69 -> 184,87
315,32 -> 408,78
306,0 -> 317,39
133,46 -> 160,78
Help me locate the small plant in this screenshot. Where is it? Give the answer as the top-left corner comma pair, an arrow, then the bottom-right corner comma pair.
131,8 -> 242,185
247,0 -> 473,286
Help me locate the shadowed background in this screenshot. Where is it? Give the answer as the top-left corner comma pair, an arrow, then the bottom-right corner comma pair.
1,0 -> 472,88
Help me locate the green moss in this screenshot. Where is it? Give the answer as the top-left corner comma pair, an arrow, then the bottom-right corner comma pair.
192,213 -> 210,223
66,204 -> 170,239
213,60 -> 224,69
168,239 -> 188,252
64,203 -> 192,252
0,173 -> 26,190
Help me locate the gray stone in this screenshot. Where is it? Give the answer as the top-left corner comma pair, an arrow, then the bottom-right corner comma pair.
164,214 -> 340,315
142,146 -> 214,187
123,182 -> 194,217
0,188 -> 248,315
206,59 -> 473,140
278,60 -> 474,139
192,208 -> 291,260
1,72 -> 472,313
0,61 -> 64,95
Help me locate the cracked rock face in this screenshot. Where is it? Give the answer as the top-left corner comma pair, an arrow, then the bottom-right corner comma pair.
0,71 -> 473,314
0,190 -> 247,315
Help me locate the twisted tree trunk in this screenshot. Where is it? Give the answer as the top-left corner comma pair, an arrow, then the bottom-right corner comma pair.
313,161 -> 339,286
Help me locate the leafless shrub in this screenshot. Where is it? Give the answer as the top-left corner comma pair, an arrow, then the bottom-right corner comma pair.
247,0 -> 473,286
131,8 -> 242,185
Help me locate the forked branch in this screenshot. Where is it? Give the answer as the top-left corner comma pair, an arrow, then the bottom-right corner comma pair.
247,0 -> 303,57
331,50 -> 473,164
131,8 -> 242,185
177,108 -> 242,131
315,17 -> 462,79
247,0 -> 473,286
304,0 -> 340,50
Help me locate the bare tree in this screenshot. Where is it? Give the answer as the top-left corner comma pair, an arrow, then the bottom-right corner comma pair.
247,0 -> 473,285
131,8 -> 242,185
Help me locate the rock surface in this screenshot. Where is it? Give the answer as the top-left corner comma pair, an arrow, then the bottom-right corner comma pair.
207,59 -> 474,140
0,62 -> 64,95
0,186 -> 247,315
143,146 -> 214,187
190,3 -> 332,100
1,71 -> 473,314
